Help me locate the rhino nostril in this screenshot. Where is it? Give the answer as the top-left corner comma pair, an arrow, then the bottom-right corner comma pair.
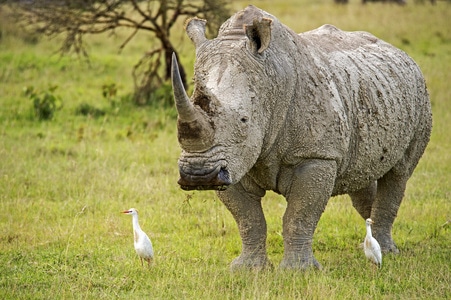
218,168 -> 231,184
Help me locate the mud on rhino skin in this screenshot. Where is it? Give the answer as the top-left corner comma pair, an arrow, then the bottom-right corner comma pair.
171,5 -> 432,270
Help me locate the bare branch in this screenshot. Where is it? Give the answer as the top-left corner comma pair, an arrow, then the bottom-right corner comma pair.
118,18 -> 147,53
130,0 -> 150,22
3,0 -> 232,102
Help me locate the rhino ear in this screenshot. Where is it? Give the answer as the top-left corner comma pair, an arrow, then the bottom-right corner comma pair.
244,17 -> 272,54
185,17 -> 208,48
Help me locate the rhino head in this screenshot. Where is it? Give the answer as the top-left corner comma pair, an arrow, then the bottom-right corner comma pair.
172,6 -> 280,191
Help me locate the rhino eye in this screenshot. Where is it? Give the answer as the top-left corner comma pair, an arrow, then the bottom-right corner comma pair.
240,117 -> 249,123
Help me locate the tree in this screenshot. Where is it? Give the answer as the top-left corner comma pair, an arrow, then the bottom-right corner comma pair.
4,0 -> 231,104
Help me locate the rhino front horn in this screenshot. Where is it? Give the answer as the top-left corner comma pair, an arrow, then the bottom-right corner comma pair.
171,53 -> 196,122
171,53 -> 215,152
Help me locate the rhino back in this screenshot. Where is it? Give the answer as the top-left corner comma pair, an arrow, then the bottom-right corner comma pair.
274,24 -> 432,194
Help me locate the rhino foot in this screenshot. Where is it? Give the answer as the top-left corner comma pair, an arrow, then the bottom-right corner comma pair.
373,231 -> 400,254
230,255 -> 272,271
279,256 -> 322,271
380,240 -> 400,254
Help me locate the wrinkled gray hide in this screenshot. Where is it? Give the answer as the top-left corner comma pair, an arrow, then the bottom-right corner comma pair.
171,5 -> 432,270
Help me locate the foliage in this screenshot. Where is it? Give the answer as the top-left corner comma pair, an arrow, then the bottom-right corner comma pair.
3,0 -> 232,103
23,85 -> 63,120
75,102 -> 106,118
102,82 -> 120,108
0,1 -> 450,299
147,82 -> 175,108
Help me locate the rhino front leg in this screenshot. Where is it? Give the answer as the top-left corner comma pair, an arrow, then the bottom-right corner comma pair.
279,160 -> 337,270
217,180 -> 270,270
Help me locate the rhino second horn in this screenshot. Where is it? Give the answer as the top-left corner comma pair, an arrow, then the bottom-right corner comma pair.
186,17 -> 208,48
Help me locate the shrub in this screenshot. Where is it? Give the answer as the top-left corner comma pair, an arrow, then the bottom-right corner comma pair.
102,82 -> 119,108
23,85 -> 62,120
75,103 -> 106,118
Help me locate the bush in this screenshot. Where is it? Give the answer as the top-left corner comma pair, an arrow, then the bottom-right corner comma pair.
23,85 -> 62,120
75,103 -> 106,118
150,83 -> 174,108
133,82 -> 174,108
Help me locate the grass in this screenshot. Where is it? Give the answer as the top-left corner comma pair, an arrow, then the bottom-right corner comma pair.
0,1 -> 450,299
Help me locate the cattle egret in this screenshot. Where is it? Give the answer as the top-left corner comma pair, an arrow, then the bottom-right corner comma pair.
364,218 -> 382,268
122,208 -> 154,266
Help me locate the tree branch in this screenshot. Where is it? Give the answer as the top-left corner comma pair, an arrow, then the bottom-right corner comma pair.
118,18 -> 147,53
4,0 -> 232,99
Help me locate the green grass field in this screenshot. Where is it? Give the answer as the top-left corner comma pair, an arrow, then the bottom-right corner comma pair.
1,1 -> 450,299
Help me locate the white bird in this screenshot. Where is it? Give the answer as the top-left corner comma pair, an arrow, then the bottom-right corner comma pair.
364,218 -> 382,268
122,208 -> 154,266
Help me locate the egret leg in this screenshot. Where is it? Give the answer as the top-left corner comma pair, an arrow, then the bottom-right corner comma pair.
145,258 -> 152,267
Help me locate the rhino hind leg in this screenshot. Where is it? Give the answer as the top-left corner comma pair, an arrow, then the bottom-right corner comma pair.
349,181 -> 377,220
370,169 -> 407,254
217,182 -> 271,270
371,123 -> 431,254
349,180 -> 401,252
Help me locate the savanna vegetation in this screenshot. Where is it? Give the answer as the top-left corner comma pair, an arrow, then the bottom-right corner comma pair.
0,0 -> 449,299
4,0 -> 232,104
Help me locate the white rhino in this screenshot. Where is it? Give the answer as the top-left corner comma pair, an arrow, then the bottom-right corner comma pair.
171,5 -> 432,270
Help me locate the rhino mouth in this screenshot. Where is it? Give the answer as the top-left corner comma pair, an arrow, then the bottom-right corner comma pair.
178,165 -> 231,191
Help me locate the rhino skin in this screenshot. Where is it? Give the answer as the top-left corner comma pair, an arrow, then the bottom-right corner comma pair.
171,5 -> 432,270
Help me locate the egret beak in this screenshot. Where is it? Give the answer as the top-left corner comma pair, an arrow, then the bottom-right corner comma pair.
122,210 -> 131,214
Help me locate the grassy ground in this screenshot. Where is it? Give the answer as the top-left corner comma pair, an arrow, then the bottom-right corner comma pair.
0,1 -> 450,299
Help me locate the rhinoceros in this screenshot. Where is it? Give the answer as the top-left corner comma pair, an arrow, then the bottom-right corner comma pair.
171,5 -> 432,270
